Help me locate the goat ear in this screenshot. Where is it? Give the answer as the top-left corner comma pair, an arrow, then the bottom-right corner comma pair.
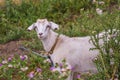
27,23 -> 36,31
49,21 -> 59,30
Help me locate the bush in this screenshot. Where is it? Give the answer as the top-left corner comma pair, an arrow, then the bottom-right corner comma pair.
91,28 -> 120,79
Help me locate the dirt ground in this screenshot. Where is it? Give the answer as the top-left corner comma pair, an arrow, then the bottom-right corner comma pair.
0,40 -> 26,57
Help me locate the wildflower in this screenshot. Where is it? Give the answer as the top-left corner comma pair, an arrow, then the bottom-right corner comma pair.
68,66 -> 75,71
43,59 -> 50,63
92,0 -> 96,4
0,63 -> 2,67
59,63 -> 63,68
92,0 -> 104,5
36,68 -> 42,72
50,67 -> 56,72
24,55 -> 28,59
92,31 -> 96,34
8,57 -> 12,62
20,55 -> 28,60
62,72 -> 67,76
2,60 -> 8,64
94,57 -> 98,61
50,66 -> 55,71
66,63 -> 72,70
110,58 -> 114,65
61,68 -> 66,72
98,1 -> 105,5
21,67 -> 28,71
80,8 -> 84,11
59,72 -> 67,78
8,64 -> 13,68
28,71 -> 34,78
96,8 -> 103,15
77,74 -> 81,79
50,67 -> 61,72
55,67 -> 61,72
66,65 -> 72,70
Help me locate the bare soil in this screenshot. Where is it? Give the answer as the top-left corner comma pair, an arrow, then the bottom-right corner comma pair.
0,40 -> 26,57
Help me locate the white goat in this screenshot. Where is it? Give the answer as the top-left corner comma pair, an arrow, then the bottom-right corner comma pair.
27,19 -> 105,80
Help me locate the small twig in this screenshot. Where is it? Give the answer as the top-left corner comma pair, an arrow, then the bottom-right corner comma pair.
111,66 -> 117,80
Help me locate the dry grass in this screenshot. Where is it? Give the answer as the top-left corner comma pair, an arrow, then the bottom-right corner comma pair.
0,0 -> 5,6
0,0 -> 22,6
0,0 -> 42,6
12,0 -> 22,5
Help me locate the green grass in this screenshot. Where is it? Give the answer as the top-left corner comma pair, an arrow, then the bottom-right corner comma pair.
0,0 -> 120,80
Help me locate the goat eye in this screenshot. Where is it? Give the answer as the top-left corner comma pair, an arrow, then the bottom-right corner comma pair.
34,26 -> 37,30
35,25 -> 38,29
47,25 -> 50,28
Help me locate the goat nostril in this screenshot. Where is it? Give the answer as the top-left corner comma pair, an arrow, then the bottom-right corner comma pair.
27,29 -> 31,31
39,33 -> 43,35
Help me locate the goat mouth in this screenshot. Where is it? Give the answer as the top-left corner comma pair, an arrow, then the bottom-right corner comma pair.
38,35 -> 43,39
39,35 -> 45,39
39,36 -> 43,38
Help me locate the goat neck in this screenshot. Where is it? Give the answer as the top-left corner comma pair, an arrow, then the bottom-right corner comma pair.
41,30 -> 59,52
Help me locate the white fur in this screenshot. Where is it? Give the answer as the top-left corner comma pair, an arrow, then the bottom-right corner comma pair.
27,19 -> 115,80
